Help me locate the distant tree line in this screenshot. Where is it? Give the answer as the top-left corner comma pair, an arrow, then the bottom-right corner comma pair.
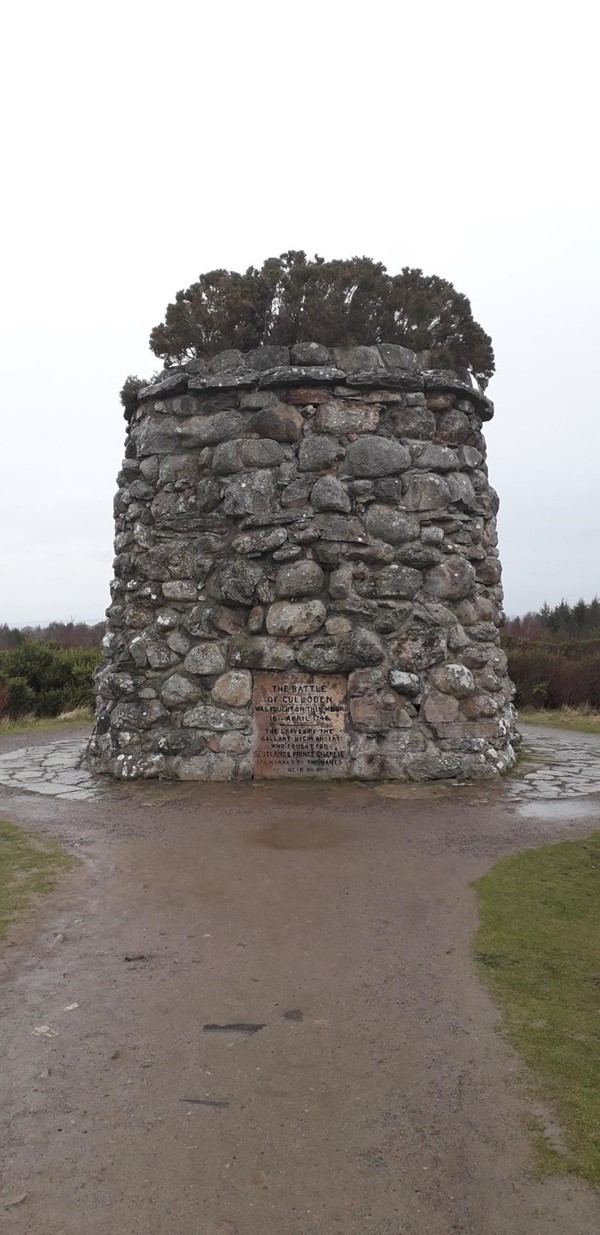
504,597 -> 600,641
503,597 -> 600,710
0,621 -> 105,652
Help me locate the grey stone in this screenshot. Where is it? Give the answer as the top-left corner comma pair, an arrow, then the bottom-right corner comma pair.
315,400 -> 380,434
232,527 -> 288,556
447,472 -> 477,509
247,605 -> 264,633
196,477 -> 222,511
138,373 -> 189,401
435,410 -> 472,444
266,600 -> 327,637
207,348 -> 244,372
372,477 -> 404,504
328,565 -> 353,598
377,344 -> 422,371
347,369 -> 424,391
253,403 -> 305,443
355,564 -> 421,599
333,345 -> 384,372
421,525 -> 444,545
129,636 -> 148,667
389,622 -> 448,673
298,435 -> 343,472
403,473 -> 451,511
221,470 -> 276,517
246,345 -> 290,371
397,544 -> 442,568
410,443 -> 459,471
178,410 -> 246,448
458,445 -> 483,468
290,342 -> 331,365
310,476 -> 351,513
240,389 -> 279,410
272,545 -> 302,561
207,560 -> 263,606
313,514 -> 366,543
379,728 -> 429,778
184,643 -> 227,675
158,453 -> 198,485
407,752 -> 464,781
389,670 -> 421,696
424,556 -> 476,601
423,692 -> 461,724
389,405 -> 436,440
259,366 -> 346,387
281,478 -> 312,508
275,560 -> 325,598
134,415 -> 180,456
296,627 -> 384,672
228,634 -> 296,670
110,699 -> 169,731
161,674 -> 201,707
162,580 -> 197,600
344,437 -> 410,477
476,557 -> 502,584
167,630 -> 192,656
211,670 -> 252,707
212,438 -> 284,474
365,504 -> 419,544
182,703 -> 251,730
188,369 -> 256,391
430,663 -> 475,698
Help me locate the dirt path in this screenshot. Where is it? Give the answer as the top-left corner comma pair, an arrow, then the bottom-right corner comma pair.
1,725 -> 600,1234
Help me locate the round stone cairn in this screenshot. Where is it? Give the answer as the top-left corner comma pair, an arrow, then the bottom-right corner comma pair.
87,342 -> 518,781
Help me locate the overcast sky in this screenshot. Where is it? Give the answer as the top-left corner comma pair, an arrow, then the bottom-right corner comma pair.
1,0 -> 598,626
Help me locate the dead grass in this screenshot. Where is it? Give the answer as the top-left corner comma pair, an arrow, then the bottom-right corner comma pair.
0,821 -> 73,942
519,707 -> 600,734
0,708 -> 94,737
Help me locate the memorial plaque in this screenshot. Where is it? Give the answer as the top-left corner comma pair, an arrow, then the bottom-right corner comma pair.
253,672 -> 349,778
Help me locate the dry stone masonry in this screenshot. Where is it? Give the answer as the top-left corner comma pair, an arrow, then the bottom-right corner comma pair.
87,343 -> 518,781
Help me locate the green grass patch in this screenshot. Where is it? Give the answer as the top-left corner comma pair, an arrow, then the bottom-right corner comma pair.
474,833 -> 600,1183
519,707 -> 600,734
0,820 -> 73,943
0,708 -> 93,738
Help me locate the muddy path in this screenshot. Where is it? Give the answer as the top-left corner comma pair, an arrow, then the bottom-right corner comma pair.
1,725 -> 600,1234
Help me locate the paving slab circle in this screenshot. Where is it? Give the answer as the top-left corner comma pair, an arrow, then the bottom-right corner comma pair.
1,724 -> 599,803
1,722 -> 600,1234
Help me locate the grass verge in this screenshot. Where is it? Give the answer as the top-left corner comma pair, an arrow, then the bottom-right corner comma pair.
0,821 -> 73,943
474,833 -> 600,1183
0,708 -> 94,738
519,707 -> 600,734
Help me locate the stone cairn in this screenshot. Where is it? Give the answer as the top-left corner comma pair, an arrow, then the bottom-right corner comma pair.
87,342 -> 518,781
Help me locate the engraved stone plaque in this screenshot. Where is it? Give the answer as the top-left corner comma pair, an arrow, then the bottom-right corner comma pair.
253,672 -> 349,778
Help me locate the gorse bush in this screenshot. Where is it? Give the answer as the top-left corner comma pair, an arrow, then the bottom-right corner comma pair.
146,252 -> 495,388
0,642 -> 101,719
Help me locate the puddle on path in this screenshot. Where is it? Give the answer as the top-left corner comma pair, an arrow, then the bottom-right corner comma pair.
245,818 -> 344,850
517,797 -> 600,822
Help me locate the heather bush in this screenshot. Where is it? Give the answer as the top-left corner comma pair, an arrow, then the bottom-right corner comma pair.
504,639 -> 600,709
148,252 -> 495,387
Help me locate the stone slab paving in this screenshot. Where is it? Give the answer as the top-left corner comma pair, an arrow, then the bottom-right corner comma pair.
0,723 -> 599,803
0,739 -> 101,800
507,726 -> 600,800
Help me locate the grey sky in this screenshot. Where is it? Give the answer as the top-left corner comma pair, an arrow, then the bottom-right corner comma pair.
1,1 -> 598,625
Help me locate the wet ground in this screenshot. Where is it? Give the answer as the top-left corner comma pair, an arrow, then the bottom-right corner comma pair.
1,722 -> 599,1234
